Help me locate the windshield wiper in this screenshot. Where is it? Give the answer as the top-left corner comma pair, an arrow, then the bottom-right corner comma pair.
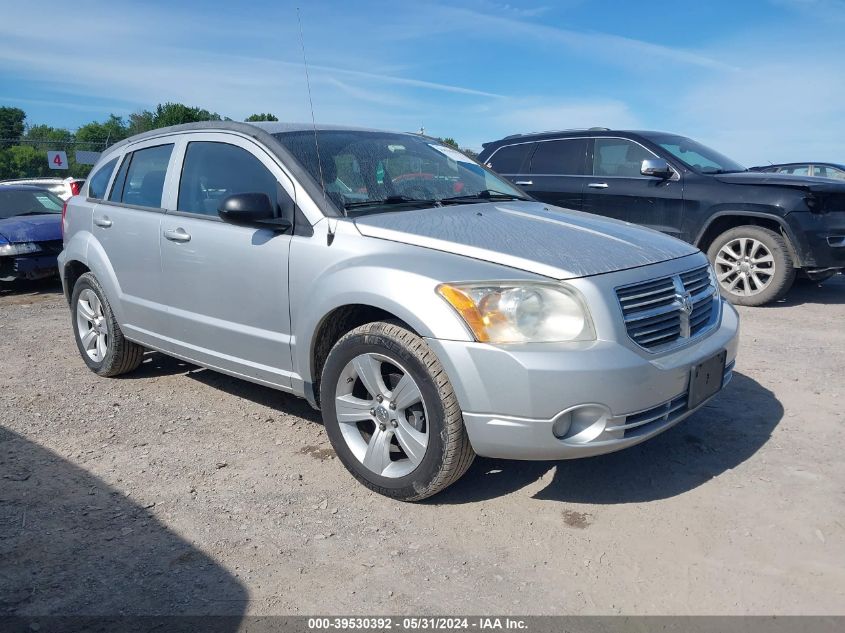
10,211 -> 58,217
343,195 -> 437,210
439,190 -> 529,204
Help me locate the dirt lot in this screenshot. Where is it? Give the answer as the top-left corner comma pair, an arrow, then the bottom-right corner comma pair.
1,277 -> 844,617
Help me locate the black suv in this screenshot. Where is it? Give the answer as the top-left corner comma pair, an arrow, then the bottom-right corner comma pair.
478,129 -> 845,306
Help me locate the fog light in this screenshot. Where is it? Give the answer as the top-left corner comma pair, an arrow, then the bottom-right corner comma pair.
552,412 -> 572,439
552,405 -> 610,443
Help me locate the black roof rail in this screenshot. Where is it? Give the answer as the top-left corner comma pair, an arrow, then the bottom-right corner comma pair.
496,127 -> 612,142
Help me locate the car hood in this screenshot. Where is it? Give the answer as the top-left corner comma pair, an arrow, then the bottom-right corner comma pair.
0,214 -> 62,244
353,201 -> 698,280
714,171 -> 845,193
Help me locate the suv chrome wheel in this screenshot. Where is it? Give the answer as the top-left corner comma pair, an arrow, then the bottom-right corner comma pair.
715,237 -> 775,297
334,352 -> 429,478
76,288 -> 109,362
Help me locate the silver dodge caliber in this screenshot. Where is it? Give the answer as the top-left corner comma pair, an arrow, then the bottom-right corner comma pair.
59,121 -> 739,500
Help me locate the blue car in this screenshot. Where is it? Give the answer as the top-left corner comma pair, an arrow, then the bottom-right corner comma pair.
0,185 -> 64,282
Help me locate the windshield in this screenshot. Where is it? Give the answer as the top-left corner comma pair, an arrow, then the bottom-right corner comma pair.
646,134 -> 746,174
274,130 -> 527,215
0,189 -> 64,219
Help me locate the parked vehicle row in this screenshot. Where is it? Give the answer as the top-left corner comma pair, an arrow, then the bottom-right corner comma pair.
479,129 -> 845,306
59,121 -> 739,500
0,176 -> 85,201
750,162 -> 845,180
0,185 -> 64,282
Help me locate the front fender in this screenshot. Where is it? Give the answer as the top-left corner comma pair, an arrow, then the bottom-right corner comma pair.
288,220 -> 539,390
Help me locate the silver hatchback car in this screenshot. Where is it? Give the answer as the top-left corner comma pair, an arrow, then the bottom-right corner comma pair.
59,121 -> 739,500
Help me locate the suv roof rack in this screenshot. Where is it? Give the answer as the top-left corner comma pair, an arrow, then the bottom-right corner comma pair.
498,127 -> 611,141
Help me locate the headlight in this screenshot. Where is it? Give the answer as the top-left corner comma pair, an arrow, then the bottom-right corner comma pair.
0,242 -> 41,256
437,282 -> 595,343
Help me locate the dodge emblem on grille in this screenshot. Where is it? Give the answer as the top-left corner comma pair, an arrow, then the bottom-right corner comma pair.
677,291 -> 694,337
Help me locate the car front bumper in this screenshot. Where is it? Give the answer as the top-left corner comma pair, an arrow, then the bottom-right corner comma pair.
425,300 -> 739,460
0,254 -> 59,281
787,211 -> 845,270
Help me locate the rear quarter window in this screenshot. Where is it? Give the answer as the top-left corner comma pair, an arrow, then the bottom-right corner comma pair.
485,143 -> 534,174
87,158 -> 119,199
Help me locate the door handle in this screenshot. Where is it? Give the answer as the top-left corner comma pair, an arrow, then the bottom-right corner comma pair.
93,216 -> 112,228
163,227 -> 191,243
514,180 -> 533,186
587,182 -> 609,189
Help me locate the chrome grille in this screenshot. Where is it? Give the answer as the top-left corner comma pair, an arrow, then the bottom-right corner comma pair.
616,264 -> 719,351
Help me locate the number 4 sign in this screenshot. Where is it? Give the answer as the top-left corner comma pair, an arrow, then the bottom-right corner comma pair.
47,150 -> 68,170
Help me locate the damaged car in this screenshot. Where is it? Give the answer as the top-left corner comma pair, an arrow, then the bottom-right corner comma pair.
0,185 -> 63,283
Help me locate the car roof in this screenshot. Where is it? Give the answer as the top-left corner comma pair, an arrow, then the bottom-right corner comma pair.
109,120 -> 414,153
482,128 -> 677,148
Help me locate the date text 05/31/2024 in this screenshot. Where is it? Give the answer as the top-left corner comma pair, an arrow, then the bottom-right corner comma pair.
307,617 -> 528,630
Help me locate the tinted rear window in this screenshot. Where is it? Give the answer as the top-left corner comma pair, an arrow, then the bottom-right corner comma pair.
109,144 -> 173,208
485,143 -> 533,173
530,139 -> 588,175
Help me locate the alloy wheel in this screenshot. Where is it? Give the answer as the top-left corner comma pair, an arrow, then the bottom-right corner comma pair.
714,237 -> 775,296
333,353 -> 429,478
76,289 -> 109,362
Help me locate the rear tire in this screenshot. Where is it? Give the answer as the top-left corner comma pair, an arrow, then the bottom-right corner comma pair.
707,225 -> 795,307
320,320 -> 475,501
71,272 -> 145,377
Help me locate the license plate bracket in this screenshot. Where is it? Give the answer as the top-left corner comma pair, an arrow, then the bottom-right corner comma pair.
688,350 -> 727,409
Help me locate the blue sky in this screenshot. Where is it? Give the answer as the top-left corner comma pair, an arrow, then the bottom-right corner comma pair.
1,0 -> 843,164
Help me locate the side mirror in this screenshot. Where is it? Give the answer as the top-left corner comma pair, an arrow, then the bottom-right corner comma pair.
641,158 -> 674,179
218,193 -> 292,231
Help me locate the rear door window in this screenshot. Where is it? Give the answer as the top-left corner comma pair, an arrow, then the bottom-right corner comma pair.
486,143 -> 534,174
177,141 -> 278,216
87,158 -> 118,199
109,144 -> 174,208
530,139 -> 588,175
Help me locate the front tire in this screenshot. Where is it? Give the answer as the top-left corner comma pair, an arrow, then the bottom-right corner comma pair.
320,321 -> 475,501
71,272 -> 144,377
707,225 -> 795,306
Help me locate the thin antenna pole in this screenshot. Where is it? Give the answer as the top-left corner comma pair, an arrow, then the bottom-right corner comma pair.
297,7 -> 326,203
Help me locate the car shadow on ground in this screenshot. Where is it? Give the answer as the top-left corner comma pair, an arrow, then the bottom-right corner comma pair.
121,350 -> 322,424
0,426 -> 247,625
434,372 -> 783,505
0,278 -> 62,301
774,274 -> 844,307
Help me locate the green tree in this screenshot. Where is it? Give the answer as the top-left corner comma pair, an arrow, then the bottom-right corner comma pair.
76,114 -> 129,150
245,113 -> 279,122
0,106 -> 26,148
128,110 -> 155,135
440,137 -> 459,149
3,145 -> 47,178
151,102 -> 222,128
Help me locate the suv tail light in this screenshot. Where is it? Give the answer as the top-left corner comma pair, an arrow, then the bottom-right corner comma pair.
61,200 -> 68,239
69,181 -> 82,196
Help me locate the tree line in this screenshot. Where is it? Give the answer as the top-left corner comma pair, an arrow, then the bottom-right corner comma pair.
0,104 -> 279,180
0,102 -> 473,181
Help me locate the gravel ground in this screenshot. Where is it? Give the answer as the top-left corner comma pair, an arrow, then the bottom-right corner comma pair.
1,277 -> 843,617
